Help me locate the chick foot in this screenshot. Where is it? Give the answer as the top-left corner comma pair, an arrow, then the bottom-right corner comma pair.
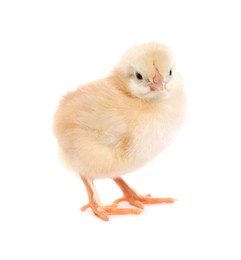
81,176 -> 141,221
81,203 -> 141,221
113,177 -> 175,209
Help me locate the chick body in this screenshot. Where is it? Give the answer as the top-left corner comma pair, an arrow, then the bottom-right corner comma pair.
53,42 -> 186,220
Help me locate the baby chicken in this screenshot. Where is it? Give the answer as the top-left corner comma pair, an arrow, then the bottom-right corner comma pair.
53,42 -> 186,221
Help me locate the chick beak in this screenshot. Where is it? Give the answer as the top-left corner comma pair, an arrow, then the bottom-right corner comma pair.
150,70 -> 166,91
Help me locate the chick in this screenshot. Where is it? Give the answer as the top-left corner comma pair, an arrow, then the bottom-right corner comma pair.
53,42 -> 186,221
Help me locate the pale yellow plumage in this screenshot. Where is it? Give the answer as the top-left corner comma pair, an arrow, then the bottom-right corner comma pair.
53,42 -> 186,221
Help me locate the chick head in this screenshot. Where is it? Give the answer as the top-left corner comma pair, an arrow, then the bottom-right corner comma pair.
114,42 -> 181,100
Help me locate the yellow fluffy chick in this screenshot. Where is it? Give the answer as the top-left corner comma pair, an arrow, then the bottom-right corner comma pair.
53,42 -> 186,221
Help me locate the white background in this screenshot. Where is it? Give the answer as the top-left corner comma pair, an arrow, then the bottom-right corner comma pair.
0,0 -> 241,259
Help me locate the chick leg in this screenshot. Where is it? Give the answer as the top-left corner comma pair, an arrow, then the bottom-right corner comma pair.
80,177 -> 141,221
112,177 -> 175,209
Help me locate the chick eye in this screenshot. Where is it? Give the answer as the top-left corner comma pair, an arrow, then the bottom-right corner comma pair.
169,69 -> 172,77
135,72 -> 143,80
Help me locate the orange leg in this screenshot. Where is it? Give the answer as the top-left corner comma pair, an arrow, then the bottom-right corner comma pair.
112,177 -> 175,209
80,177 -> 141,221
